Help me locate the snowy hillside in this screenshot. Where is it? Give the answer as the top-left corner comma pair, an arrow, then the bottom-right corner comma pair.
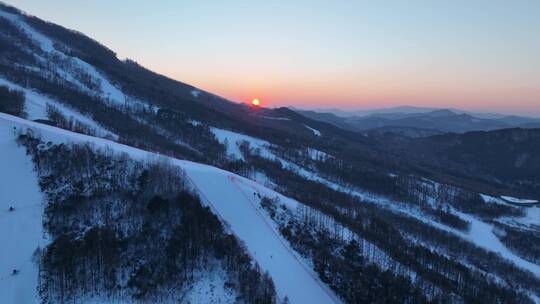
0,117 -> 44,303
0,113 -> 339,303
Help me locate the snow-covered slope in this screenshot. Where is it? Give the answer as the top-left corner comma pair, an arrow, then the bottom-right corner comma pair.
210,127 -> 274,160
0,8 -> 151,110
0,113 -> 339,303
0,78 -> 117,139
185,168 -> 338,303
0,119 -> 45,303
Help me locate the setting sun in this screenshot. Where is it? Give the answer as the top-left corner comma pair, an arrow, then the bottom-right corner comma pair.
251,98 -> 260,106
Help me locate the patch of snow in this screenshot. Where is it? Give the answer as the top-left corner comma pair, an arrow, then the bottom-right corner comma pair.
249,171 -> 278,190
500,196 -> 538,204
191,90 -> 201,98
306,148 -> 330,161
304,125 -> 321,136
210,127 -> 273,160
188,120 -> 202,127
260,116 -> 291,121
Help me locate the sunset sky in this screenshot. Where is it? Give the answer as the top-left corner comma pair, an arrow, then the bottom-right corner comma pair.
7,0 -> 540,116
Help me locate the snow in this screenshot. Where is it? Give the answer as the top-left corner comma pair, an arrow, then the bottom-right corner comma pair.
518,206 -> 540,227
232,175 -> 300,212
0,79 -> 47,120
69,57 -> 126,105
4,109 -> 540,299
184,267 -> 237,304
231,176 -> 420,284
454,211 -> 540,277
185,171 -> 339,303
210,127 -> 274,160
0,113 -> 340,303
304,124 -> 321,136
252,171 -> 278,189
0,10 -> 54,52
0,78 -> 117,139
306,148 -> 330,161
265,157 -> 540,279
500,195 -> 538,204
0,121 -> 45,303
480,194 -> 508,205
188,119 -> 202,126
191,90 -> 201,98
260,116 -> 291,121
0,9 -> 149,109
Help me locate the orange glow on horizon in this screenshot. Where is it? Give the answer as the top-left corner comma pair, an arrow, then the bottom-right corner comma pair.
251,98 -> 260,106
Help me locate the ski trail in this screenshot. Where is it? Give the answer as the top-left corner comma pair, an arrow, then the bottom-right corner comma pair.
182,165 -> 340,304
0,124 -> 44,303
228,176 -> 341,301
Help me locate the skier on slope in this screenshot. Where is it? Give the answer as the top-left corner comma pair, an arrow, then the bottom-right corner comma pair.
12,269 -> 18,275
8,206 -> 14,212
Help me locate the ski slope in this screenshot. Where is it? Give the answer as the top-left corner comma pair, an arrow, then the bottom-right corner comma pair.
184,169 -> 338,303
0,8 -> 151,111
0,78 -> 117,139
0,113 -> 339,303
0,119 -> 44,303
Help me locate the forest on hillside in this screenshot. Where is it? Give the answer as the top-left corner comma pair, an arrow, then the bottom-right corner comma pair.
16,132 -> 276,303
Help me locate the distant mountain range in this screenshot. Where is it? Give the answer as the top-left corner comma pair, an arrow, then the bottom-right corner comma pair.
295,107 -> 540,134
301,106 -> 535,119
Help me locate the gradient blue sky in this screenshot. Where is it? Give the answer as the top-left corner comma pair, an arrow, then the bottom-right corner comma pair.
7,0 -> 540,115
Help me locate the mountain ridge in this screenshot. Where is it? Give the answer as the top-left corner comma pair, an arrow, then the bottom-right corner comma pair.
295,107 -> 540,134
